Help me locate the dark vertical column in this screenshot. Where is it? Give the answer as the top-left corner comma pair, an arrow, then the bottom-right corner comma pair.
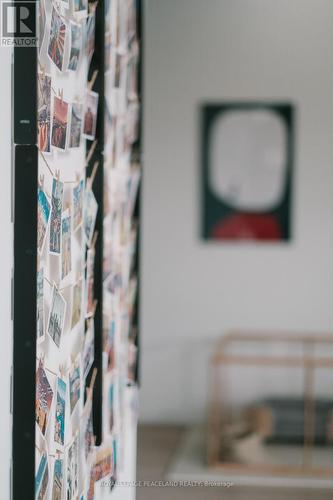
13,145 -> 38,500
87,0 -> 104,446
133,0 -> 143,385
12,1 -> 37,496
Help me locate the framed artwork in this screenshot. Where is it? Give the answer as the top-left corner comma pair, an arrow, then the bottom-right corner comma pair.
201,102 -> 294,241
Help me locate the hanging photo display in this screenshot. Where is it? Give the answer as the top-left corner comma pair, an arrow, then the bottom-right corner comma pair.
35,0 -> 141,496
37,73 -> 52,153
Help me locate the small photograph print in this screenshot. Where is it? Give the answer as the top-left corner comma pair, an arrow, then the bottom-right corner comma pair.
54,378 -> 66,447
83,321 -> 94,378
51,96 -> 69,150
85,248 -> 95,317
73,0 -> 87,15
93,448 -> 112,482
38,0 -> 46,53
73,179 -> 84,230
38,188 -> 50,253
71,279 -> 82,329
47,285 -> 67,348
69,103 -> 83,149
83,399 -> 94,460
36,362 -> 54,436
35,452 -> 49,499
66,435 -> 79,500
37,268 -> 45,342
69,360 -> 81,414
50,178 -> 64,254
83,188 -> 98,245
85,13 -> 95,65
38,73 -> 52,153
52,458 -> 64,500
61,209 -> 72,279
68,22 -> 82,71
48,7 -> 67,72
83,90 -> 99,140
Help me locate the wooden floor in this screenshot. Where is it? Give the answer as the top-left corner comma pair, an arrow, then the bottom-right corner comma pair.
136,425 -> 332,500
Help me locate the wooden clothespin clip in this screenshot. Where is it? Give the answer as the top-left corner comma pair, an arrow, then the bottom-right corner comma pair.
58,88 -> 64,102
86,140 -> 97,166
89,161 -> 99,187
91,230 -> 98,249
88,70 -> 98,90
75,171 -> 80,183
59,364 -> 65,379
38,174 -> 44,188
88,368 -> 98,399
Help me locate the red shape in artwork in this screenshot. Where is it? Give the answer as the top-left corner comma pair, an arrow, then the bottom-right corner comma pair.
211,213 -> 282,240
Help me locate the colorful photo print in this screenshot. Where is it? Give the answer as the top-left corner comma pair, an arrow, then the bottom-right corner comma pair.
50,178 -> 64,254
36,362 -> 54,436
66,435 -> 79,499
68,22 -> 82,71
47,285 -> 67,348
51,96 -> 69,150
83,188 -> 98,245
48,7 -> 67,71
71,279 -> 82,329
83,398 -> 94,460
85,13 -> 95,65
38,188 -> 50,253
61,209 -> 71,279
52,458 -> 63,500
83,90 -> 99,140
69,360 -> 81,414
38,0 -> 46,52
38,73 -> 51,153
35,452 -> 49,499
83,320 -> 94,378
73,0 -> 87,15
73,179 -> 84,230
69,103 -> 83,149
54,378 -> 66,447
37,268 -> 45,342
85,248 -> 95,317
93,448 -> 112,482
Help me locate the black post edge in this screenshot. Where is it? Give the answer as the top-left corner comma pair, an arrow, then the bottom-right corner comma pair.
12,145 -> 38,500
88,0 -> 104,446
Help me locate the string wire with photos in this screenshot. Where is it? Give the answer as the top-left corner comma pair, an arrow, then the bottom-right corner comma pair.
35,0 -> 141,497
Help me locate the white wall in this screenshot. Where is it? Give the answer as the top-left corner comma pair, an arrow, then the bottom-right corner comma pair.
140,0 -> 333,423
0,46 -> 12,498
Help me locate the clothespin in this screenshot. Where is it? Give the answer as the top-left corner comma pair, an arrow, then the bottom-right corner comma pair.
87,368 -> 98,400
58,88 -> 64,102
40,353 -> 45,366
91,230 -> 98,249
75,172 -> 80,183
38,174 -> 44,188
59,364 -> 65,379
88,70 -> 98,90
88,161 -> 99,187
86,140 -> 97,166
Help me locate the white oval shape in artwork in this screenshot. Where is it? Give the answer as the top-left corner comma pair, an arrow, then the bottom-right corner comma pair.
210,109 -> 287,212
